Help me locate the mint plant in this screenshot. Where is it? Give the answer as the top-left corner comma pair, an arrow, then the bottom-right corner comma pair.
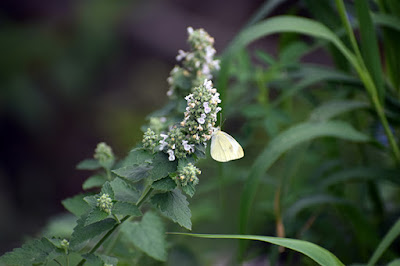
0,27 -> 221,266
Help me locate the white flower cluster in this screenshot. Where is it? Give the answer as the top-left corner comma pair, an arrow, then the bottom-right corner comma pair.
159,79 -> 221,161
167,27 -> 220,98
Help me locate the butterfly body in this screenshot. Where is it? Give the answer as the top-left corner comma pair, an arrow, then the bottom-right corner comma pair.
210,129 -> 244,162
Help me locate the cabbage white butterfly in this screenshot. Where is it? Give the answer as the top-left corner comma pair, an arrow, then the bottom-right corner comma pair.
211,128 -> 244,162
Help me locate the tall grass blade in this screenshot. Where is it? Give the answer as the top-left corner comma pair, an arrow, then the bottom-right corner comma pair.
368,218 -> 400,266
169,233 -> 345,266
355,0 -> 384,102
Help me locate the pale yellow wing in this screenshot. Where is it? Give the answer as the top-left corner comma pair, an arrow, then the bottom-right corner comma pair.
211,130 -> 244,162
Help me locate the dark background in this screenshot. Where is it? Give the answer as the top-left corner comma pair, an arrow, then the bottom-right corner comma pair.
0,0 -> 306,254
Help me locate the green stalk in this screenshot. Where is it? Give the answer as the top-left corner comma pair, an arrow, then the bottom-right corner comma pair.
335,0 -> 400,163
76,187 -> 154,266
334,0 -> 364,63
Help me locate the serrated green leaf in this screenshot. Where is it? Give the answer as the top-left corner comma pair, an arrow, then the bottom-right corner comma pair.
194,144 -> 206,159
62,194 -> 91,217
76,159 -> 101,170
110,177 -> 140,203
181,183 -> 196,198
112,201 -> 142,217
101,182 -> 114,198
83,174 -> 106,190
70,214 -> 116,251
85,208 -> 110,226
120,212 -> 167,261
309,100 -> 369,122
84,195 -> 98,208
149,152 -> 178,181
0,237 -> 63,265
124,148 -> 153,166
82,253 -> 118,266
151,176 -> 177,191
170,233 -> 344,266
112,164 -> 153,182
151,189 -> 192,230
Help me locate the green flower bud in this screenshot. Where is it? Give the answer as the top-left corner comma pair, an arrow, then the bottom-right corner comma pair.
94,142 -> 115,169
176,163 -> 201,187
97,193 -> 113,214
142,128 -> 160,152
60,239 -> 69,254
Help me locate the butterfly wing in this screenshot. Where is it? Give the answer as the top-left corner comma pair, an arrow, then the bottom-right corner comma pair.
211,131 -> 244,162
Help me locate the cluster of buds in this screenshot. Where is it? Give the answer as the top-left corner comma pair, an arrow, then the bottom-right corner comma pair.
94,142 -> 115,169
167,27 -> 220,99
142,128 -> 161,152
60,239 -> 69,254
175,163 -> 201,187
97,193 -> 113,214
158,79 -> 221,161
148,117 -> 167,134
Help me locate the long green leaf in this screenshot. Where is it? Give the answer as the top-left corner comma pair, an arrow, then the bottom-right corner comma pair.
170,233 -> 344,266
309,100 -> 369,122
372,13 -> 400,32
239,120 -> 369,235
319,167 -> 400,188
284,194 -> 352,219
273,67 -> 360,107
368,218 -> 400,266
226,16 -> 359,72
355,0 -> 384,102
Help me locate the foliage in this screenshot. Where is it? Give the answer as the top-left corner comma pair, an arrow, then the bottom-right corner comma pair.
2,0 -> 400,265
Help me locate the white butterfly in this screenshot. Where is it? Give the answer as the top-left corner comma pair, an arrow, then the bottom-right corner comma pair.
211,128 -> 244,162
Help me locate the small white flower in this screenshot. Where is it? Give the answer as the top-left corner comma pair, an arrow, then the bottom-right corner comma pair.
197,113 -> 206,124
213,60 -> 221,70
167,149 -> 175,161
211,93 -> 221,104
202,64 -> 210,75
176,50 -> 187,61
203,102 -> 211,114
159,134 -> 169,150
167,77 -> 173,84
205,46 -> 216,60
160,133 -> 168,140
187,27 -> 194,35
167,88 -> 174,96
182,140 -> 195,152
216,107 -> 222,112
185,93 -> 194,102
203,79 -> 213,90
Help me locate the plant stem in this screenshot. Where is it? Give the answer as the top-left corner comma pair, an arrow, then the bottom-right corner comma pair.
335,0 -> 400,164
76,186 -> 154,266
335,0 -> 364,63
